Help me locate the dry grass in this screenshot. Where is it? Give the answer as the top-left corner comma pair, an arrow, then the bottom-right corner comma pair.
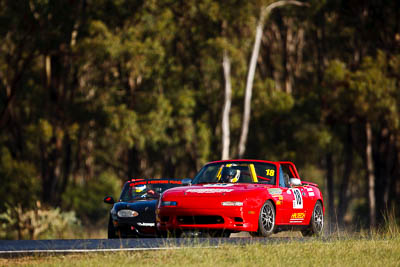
1,233 -> 399,267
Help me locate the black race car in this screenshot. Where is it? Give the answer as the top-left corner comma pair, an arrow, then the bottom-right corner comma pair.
104,178 -> 187,238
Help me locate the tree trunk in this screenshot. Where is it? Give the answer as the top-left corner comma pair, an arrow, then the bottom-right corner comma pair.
385,134 -> 395,206
326,152 -> 335,233
314,11 -> 326,84
393,137 -> 400,212
238,15 -> 263,158
59,133 -> 72,204
337,123 -> 353,226
238,0 -> 306,158
365,121 -> 376,228
221,49 -> 232,160
0,50 -> 35,129
375,127 -> 396,225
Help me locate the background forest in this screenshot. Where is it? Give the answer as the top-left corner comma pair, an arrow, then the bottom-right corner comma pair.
1,0 -> 399,239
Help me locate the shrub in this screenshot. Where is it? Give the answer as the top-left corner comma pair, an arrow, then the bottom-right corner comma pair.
0,203 -> 81,240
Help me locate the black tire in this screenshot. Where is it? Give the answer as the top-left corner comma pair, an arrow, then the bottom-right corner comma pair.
156,229 -> 168,238
107,216 -> 118,239
172,230 -> 182,238
249,231 -> 260,237
156,231 -> 167,238
301,201 -> 324,237
254,200 -> 276,237
159,229 -> 182,238
221,231 -> 231,238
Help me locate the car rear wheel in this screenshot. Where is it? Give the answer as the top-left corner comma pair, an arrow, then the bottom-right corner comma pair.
301,201 -> 324,237
252,200 -> 276,237
156,230 -> 168,238
158,229 -> 182,238
107,216 -> 118,239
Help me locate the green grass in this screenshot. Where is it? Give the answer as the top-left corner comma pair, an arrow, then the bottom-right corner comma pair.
2,235 -> 400,267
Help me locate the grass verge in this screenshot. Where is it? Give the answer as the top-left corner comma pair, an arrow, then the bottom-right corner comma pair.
1,234 -> 399,267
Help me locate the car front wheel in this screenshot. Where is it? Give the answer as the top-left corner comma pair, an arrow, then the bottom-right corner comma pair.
107,216 -> 118,239
254,200 -> 276,237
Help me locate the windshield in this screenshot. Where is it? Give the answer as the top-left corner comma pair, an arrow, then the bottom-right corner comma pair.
119,180 -> 182,202
192,162 -> 277,185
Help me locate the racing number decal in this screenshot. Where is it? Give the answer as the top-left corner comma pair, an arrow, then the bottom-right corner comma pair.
292,188 -> 303,209
266,169 -> 275,177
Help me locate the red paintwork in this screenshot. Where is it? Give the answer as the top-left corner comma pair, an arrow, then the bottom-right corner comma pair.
156,159 -> 324,234
302,181 -> 319,187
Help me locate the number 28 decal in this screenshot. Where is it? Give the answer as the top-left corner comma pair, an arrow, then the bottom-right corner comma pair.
292,188 -> 303,209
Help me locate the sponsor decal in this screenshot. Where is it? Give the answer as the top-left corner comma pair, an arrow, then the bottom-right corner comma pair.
290,212 -> 305,223
272,195 -> 283,206
129,180 -> 182,186
130,181 -> 146,186
268,188 -> 282,195
186,188 -> 234,193
149,180 -> 169,184
203,184 -> 234,187
287,189 -> 292,194
306,187 -> 315,196
292,188 -> 303,209
137,222 -> 155,227
291,213 -> 305,220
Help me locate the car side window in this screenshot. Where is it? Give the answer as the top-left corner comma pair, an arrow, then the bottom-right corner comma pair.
279,166 -> 289,188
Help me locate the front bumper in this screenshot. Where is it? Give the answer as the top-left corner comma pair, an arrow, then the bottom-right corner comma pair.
112,218 -> 156,237
156,206 -> 259,232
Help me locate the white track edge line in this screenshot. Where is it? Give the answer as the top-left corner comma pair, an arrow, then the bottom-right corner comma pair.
0,245 -> 218,254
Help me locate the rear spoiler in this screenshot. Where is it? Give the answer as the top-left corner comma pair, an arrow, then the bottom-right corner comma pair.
302,181 -> 318,187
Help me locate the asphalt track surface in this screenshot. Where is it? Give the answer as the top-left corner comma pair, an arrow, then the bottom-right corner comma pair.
0,237 -> 303,257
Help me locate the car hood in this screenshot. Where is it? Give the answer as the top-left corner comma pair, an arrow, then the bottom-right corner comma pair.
114,199 -> 158,211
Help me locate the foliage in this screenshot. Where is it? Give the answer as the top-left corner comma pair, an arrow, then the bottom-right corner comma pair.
0,204 -> 80,240
62,171 -> 122,225
0,0 -> 399,238
0,147 -> 39,213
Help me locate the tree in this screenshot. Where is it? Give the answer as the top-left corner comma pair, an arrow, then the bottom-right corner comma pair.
238,0 -> 307,158
222,49 -> 232,160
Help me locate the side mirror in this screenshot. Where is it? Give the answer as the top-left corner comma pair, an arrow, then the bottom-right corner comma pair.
104,196 -> 115,204
289,178 -> 302,187
181,178 -> 192,186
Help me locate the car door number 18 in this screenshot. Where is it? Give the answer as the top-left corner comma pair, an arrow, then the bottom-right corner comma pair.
292,188 -> 303,209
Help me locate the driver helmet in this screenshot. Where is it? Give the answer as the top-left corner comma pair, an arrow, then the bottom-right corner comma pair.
134,184 -> 146,193
221,167 -> 240,183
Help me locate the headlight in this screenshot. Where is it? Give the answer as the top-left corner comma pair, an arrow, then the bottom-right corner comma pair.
117,209 -> 139,217
161,201 -> 177,207
111,208 -> 117,216
221,201 -> 243,206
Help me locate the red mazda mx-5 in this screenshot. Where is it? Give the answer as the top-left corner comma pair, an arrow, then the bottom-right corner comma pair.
156,159 -> 324,237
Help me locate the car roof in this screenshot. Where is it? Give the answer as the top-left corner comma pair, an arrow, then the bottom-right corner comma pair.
206,159 -> 280,165
204,159 -> 300,179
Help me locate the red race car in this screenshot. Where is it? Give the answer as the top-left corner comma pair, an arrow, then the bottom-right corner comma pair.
156,159 -> 324,237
